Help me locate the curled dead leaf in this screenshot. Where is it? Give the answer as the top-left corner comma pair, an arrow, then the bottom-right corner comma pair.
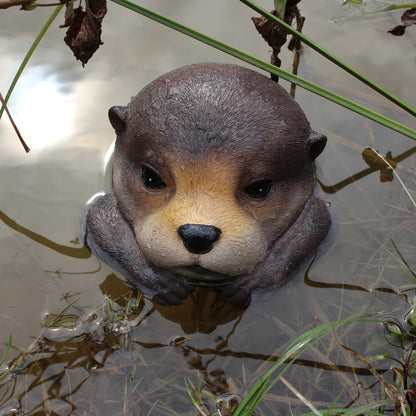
251,2 -> 304,82
63,0 -> 107,65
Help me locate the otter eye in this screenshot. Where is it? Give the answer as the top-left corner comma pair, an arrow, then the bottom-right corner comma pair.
142,166 -> 166,190
244,180 -> 272,200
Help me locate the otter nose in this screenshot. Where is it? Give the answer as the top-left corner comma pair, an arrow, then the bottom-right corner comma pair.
178,224 -> 221,254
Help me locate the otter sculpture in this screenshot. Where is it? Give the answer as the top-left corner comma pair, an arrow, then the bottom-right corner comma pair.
80,63 -> 334,306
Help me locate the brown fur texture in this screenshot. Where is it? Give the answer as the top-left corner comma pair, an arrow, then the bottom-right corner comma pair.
80,63 -> 334,306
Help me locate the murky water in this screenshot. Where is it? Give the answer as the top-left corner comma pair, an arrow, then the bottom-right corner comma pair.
0,0 -> 415,415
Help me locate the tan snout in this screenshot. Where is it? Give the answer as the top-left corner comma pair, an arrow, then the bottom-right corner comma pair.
132,160 -> 268,279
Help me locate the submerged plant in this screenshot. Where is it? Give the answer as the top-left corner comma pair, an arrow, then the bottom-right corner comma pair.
43,298 -> 79,328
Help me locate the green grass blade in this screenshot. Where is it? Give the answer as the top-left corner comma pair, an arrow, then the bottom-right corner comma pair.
0,335 -> 12,366
337,3 -> 416,21
273,0 -> 286,18
0,4 -> 64,120
110,0 -> 416,141
239,0 -> 416,118
233,329 -> 331,415
0,335 -> 12,382
47,298 -> 79,327
233,314 -> 380,415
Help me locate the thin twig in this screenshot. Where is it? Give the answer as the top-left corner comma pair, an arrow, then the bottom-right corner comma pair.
0,0 -> 68,9
0,92 -> 30,153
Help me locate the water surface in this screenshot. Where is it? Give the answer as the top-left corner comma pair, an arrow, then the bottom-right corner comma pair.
0,1 -> 415,414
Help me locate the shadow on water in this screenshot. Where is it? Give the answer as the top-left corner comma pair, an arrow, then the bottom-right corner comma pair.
319,145 -> 416,194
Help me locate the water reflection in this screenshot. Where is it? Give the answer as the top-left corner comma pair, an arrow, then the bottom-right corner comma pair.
99,274 -> 246,334
0,209 -> 90,259
154,287 -> 246,334
319,145 -> 416,194
0,273 -> 395,416
9,71 -> 75,150
1,0 -> 416,413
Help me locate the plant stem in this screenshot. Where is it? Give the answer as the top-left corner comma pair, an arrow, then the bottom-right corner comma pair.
403,340 -> 416,412
0,335 -> 12,366
110,0 -> 416,141
239,0 -> 416,118
0,4 -> 63,119
0,335 -> 12,382
0,92 -> 30,152
340,3 -> 416,20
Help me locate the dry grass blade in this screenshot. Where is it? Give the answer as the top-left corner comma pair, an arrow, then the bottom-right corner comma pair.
391,239 -> 416,280
184,379 -> 210,416
280,376 -> 324,416
339,343 -> 402,403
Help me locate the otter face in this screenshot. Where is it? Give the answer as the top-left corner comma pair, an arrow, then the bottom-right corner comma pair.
108,63 -> 326,283
115,153 -> 273,281
81,63 -> 332,305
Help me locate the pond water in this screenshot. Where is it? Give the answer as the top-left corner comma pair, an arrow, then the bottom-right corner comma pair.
0,0 -> 415,415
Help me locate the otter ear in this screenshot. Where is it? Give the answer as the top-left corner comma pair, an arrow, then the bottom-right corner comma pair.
108,106 -> 127,135
307,131 -> 327,160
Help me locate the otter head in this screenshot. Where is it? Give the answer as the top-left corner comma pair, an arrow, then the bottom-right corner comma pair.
107,63 -> 327,284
